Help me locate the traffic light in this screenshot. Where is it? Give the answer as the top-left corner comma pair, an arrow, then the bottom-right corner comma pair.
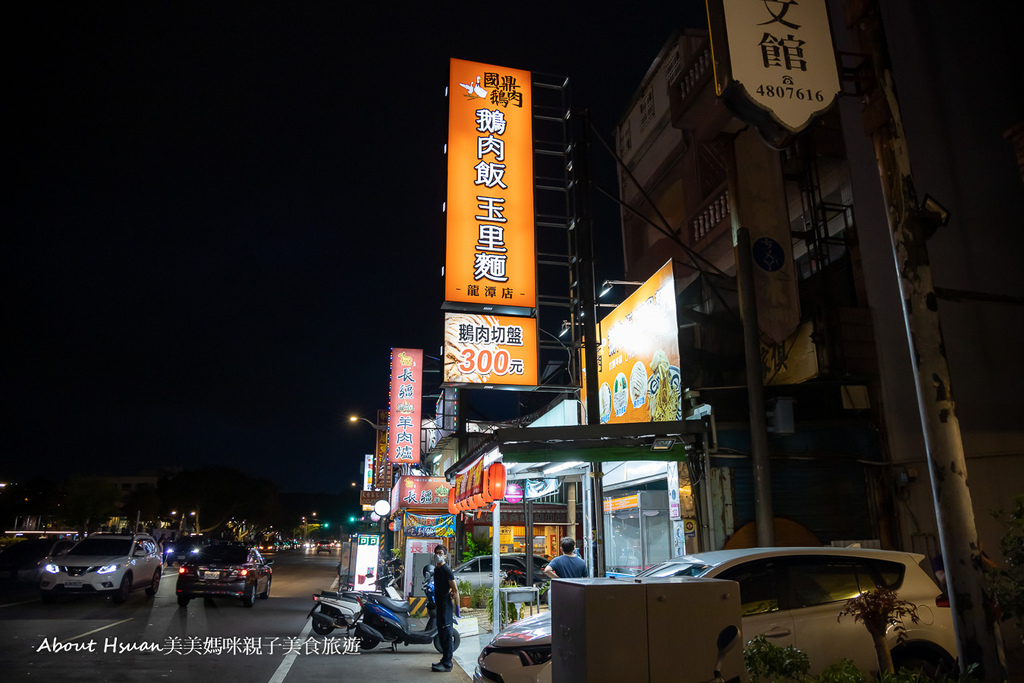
349,515 -> 356,523
323,522 -> 329,529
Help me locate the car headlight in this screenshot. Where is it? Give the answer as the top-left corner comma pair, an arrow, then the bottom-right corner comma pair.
97,564 -> 120,574
44,564 -> 61,574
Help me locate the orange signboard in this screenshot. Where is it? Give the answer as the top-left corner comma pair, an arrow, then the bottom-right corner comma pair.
442,312 -> 537,387
604,494 -> 640,513
445,58 -> 535,312
582,260 -> 681,424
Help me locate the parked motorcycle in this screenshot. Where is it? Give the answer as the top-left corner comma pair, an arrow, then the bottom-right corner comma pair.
356,562 -> 461,653
307,589 -> 362,636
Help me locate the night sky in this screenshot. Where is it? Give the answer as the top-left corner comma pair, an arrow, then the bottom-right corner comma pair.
5,3 -> 706,494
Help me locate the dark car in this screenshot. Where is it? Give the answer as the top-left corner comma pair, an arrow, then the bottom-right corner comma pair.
315,541 -> 332,554
0,537 -> 77,583
164,535 -> 210,566
175,544 -> 272,607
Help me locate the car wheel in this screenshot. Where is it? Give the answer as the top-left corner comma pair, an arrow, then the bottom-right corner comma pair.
145,568 -> 161,596
241,581 -> 256,608
112,574 -> 131,603
433,629 -> 461,654
311,619 -> 335,636
359,637 -> 380,650
40,591 -> 55,604
177,595 -> 190,607
258,576 -> 271,599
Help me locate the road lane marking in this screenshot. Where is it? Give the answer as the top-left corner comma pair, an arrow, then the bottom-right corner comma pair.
268,575 -> 340,683
67,617 -> 134,641
0,600 -> 37,608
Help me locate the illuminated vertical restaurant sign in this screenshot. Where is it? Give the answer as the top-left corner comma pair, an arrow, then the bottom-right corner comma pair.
445,58 -> 535,313
707,0 -> 840,148
581,260 -> 680,425
442,312 -> 538,388
373,409 -> 390,489
387,349 -> 422,465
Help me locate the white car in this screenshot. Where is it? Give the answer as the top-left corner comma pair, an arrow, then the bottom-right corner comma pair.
474,547 -> 957,682
40,533 -> 163,603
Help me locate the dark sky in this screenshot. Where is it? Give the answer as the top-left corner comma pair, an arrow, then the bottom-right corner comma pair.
6,2 -> 705,494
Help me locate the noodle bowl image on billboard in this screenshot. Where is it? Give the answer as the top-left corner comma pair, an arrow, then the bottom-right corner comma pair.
582,260 -> 681,424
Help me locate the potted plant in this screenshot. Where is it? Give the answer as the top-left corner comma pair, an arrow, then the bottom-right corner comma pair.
457,580 -> 472,608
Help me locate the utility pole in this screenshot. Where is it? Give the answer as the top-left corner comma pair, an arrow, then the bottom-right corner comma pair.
847,2 -> 1006,677
575,109 -> 606,577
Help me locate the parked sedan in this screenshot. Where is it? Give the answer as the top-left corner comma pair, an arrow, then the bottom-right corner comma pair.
452,554 -> 549,588
0,537 -> 77,583
474,547 -> 957,682
175,544 -> 272,607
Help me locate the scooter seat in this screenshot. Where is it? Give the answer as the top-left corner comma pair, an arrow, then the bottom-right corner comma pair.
375,596 -> 411,613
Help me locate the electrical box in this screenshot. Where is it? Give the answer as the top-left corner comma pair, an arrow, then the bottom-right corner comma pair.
551,577 -> 744,683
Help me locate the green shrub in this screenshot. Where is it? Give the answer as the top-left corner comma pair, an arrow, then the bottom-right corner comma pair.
461,533 -> 490,563
744,634 -> 810,683
471,584 -> 490,608
815,659 -> 867,683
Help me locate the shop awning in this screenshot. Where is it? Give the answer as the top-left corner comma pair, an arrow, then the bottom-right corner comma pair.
493,418 -> 710,463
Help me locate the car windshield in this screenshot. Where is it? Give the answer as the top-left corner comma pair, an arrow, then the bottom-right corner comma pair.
68,539 -> 133,556
195,546 -> 249,564
635,559 -> 713,578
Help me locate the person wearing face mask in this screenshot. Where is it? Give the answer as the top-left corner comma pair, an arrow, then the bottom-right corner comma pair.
431,544 -> 459,673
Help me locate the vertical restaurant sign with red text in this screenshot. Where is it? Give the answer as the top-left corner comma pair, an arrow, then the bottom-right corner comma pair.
387,349 -> 422,465
445,58 -> 535,312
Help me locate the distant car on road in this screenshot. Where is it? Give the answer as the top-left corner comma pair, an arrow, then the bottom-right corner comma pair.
315,541 -> 332,554
175,544 -> 273,607
40,533 -> 162,603
0,537 -> 77,583
164,535 -> 210,565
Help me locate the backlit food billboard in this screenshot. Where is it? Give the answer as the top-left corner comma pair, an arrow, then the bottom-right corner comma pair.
444,58 -> 535,313
442,312 -> 538,388
581,260 -> 681,424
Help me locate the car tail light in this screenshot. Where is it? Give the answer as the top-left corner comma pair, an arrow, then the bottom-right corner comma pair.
239,568 -> 248,577
936,593 -> 950,608
178,565 -> 195,575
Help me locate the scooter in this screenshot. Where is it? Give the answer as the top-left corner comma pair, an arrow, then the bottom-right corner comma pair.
307,589 -> 362,636
355,563 -> 461,654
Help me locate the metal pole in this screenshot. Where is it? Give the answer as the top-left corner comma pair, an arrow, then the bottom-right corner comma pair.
575,109 -> 606,577
735,226 -> 775,546
847,3 -> 1006,676
492,500 -> 501,631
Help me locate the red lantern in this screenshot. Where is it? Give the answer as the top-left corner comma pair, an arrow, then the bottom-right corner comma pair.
481,466 -> 494,504
388,521 -> 396,531
448,488 -> 458,515
470,494 -> 484,509
488,463 -> 506,501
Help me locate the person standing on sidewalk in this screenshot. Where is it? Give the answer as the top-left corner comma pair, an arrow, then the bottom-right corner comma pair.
543,537 -> 588,611
431,544 -> 460,673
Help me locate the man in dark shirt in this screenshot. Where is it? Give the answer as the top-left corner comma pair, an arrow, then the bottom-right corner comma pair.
431,544 -> 459,673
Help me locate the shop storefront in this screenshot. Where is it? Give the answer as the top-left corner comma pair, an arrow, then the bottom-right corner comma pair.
390,475 -> 454,597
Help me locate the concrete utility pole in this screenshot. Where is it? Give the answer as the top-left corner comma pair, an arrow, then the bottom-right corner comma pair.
847,2 -> 1006,678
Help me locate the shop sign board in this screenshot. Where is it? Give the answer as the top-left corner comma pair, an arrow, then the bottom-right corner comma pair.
373,409 -> 391,490
402,512 -> 455,538
707,0 -> 840,147
581,261 -> 681,425
392,476 -> 451,510
504,482 -> 524,504
445,58 -> 535,313
362,454 -> 374,491
442,312 -> 538,388
387,348 -> 422,465
604,494 -> 640,513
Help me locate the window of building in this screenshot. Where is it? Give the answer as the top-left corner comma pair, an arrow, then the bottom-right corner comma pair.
639,89 -> 655,131
619,121 -> 632,156
666,48 -> 682,84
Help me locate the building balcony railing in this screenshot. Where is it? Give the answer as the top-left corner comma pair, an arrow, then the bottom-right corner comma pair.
690,184 -> 730,246
679,45 -> 713,101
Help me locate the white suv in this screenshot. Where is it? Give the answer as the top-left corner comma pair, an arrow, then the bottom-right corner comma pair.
475,547 -> 957,682
40,533 -> 163,603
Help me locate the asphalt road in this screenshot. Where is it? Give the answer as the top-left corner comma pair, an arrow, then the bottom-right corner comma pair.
0,549 -> 472,682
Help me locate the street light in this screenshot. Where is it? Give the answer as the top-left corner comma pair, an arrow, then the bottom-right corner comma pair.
599,279 -> 644,298
349,415 -> 386,431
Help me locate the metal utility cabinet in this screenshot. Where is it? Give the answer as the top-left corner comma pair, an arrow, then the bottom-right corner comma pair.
551,577 -> 744,682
